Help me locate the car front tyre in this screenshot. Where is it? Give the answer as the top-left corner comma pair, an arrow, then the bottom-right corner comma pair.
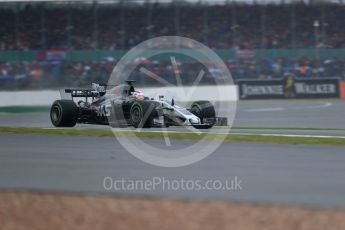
190,100 -> 216,129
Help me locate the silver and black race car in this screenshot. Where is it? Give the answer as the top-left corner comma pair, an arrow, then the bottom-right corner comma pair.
50,80 -> 224,129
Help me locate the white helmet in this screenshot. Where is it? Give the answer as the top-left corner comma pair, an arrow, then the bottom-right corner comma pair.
133,90 -> 144,96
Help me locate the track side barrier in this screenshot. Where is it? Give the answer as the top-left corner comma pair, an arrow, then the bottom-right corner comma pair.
238,76 -> 341,100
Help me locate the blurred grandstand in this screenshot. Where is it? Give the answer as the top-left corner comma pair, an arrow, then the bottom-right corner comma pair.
1,0 -> 345,89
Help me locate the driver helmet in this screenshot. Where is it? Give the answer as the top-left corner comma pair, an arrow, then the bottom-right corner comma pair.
132,90 -> 144,96
132,90 -> 145,100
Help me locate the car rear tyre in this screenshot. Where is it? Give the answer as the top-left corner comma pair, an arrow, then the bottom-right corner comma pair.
129,101 -> 156,128
190,100 -> 216,129
50,100 -> 78,127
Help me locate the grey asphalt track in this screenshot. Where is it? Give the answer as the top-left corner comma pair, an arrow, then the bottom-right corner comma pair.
236,99 -> 345,129
1,99 -> 345,208
0,133 -> 345,208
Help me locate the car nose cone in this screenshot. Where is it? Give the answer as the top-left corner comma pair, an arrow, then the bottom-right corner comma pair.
189,117 -> 200,124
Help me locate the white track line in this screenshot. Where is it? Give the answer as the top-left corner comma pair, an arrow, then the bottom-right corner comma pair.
245,102 -> 333,113
43,127 -> 345,139
306,102 -> 333,109
230,132 -> 345,139
246,107 -> 285,112
134,130 -> 345,139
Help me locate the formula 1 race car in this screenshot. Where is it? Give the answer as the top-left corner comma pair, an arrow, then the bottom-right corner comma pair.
50,80 -> 224,129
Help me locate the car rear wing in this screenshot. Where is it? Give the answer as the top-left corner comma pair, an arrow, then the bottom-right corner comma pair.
64,89 -> 99,97
60,89 -> 99,102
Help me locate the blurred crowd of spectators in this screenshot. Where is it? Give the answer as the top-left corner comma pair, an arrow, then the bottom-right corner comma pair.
1,57 -> 344,89
229,57 -> 345,80
0,60 -> 112,89
1,3 -> 345,50
1,2 -> 345,89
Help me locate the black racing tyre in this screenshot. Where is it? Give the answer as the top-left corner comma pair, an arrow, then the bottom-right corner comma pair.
50,100 -> 78,127
190,100 -> 216,129
129,101 -> 156,128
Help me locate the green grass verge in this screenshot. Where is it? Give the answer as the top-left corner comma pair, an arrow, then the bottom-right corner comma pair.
174,126 -> 345,131
232,126 -> 345,131
0,126 -> 345,146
